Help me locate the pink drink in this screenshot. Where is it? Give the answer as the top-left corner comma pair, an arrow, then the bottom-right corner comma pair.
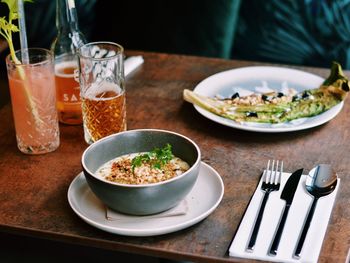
6,48 -> 60,154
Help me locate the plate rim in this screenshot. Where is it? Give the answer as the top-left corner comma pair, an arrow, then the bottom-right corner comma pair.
67,161 -> 224,237
192,66 -> 344,133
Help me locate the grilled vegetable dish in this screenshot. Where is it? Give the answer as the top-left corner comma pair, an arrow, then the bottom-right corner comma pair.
183,62 -> 349,123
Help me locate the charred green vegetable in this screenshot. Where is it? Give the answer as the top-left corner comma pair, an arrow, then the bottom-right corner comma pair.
183,62 -> 349,123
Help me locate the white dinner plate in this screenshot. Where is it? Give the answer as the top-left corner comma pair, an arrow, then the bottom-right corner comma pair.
193,66 -> 344,133
67,162 -> 224,237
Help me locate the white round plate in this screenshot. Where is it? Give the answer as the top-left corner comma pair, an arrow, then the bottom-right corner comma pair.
67,162 -> 224,237
193,66 -> 344,133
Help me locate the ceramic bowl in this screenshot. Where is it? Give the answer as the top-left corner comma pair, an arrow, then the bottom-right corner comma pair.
82,129 -> 201,215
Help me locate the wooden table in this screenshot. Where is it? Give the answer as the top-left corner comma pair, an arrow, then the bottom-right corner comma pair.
0,51 -> 349,263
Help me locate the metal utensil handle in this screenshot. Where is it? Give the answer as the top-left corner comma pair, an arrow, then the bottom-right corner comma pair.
294,198 -> 318,259
269,204 -> 290,256
247,192 -> 270,251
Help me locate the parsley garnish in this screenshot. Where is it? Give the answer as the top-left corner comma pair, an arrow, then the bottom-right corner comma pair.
131,144 -> 174,171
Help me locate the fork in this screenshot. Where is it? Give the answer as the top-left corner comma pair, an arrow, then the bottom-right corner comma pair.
246,160 -> 283,252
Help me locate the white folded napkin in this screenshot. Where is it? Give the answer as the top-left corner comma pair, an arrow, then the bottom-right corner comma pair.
124,55 -> 144,76
229,171 -> 340,263
106,199 -> 188,221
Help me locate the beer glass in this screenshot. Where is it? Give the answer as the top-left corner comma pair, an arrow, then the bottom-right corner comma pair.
77,42 -> 127,144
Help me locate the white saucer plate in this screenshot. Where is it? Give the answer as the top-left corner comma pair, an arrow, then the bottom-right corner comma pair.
193,66 -> 343,133
67,161 -> 224,237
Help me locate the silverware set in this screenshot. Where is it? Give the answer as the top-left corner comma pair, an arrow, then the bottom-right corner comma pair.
293,164 -> 337,258
246,160 -> 282,252
246,160 -> 337,259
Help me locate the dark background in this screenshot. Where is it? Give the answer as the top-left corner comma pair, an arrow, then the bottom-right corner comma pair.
2,0 -> 350,108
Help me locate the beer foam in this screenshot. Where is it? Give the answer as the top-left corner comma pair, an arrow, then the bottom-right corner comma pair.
55,61 -> 77,78
84,81 -> 124,100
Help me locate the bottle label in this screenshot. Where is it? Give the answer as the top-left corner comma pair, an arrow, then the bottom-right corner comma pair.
55,61 -> 81,104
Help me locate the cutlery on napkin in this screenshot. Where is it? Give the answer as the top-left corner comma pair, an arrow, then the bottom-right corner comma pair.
124,55 -> 144,76
106,199 -> 188,221
293,164 -> 337,258
229,170 -> 340,263
269,168 -> 303,256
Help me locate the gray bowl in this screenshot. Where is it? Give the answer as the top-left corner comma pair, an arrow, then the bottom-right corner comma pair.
82,129 -> 201,215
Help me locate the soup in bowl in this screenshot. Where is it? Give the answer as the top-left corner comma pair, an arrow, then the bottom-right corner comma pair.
82,129 -> 201,215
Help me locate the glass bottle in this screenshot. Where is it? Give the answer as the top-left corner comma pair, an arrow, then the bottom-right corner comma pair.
51,0 -> 86,125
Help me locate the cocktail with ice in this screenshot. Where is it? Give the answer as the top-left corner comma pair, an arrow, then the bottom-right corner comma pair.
1,0 -> 59,154
6,48 -> 60,154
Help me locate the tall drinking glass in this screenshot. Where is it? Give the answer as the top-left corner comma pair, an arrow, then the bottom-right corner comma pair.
6,48 -> 60,154
78,42 -> 127,144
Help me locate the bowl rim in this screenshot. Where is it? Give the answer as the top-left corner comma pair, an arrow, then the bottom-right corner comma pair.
81,128 -> 201,188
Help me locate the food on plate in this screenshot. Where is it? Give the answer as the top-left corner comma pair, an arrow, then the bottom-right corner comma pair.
183,62 -> 349,123
96,144 -> 190,184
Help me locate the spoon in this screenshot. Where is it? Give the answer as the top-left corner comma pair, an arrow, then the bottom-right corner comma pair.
293,164 -> 338,259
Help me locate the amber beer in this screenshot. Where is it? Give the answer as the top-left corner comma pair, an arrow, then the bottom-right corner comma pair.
78,41 -> 126,144
55,61 -> 82,125
81,82 -> 127,143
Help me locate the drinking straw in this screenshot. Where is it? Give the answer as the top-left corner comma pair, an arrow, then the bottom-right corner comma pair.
66,0 -> 76,23
16,0 -> 43,127
17,0 -> 29,64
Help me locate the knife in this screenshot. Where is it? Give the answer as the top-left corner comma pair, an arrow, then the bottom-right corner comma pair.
268,168 -> 303,256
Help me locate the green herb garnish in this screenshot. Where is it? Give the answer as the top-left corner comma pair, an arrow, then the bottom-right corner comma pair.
131,144 -> 174,171
0,0 -> 32,64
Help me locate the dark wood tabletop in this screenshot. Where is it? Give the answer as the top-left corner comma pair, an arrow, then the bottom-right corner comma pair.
0,51 -> 349,263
